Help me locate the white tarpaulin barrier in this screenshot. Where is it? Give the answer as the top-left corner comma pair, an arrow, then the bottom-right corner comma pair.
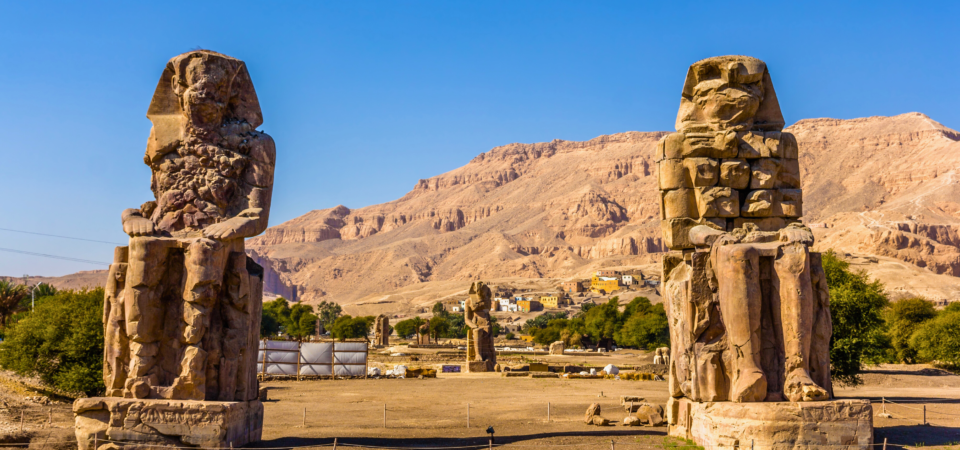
257,340 -> 367,377
299,342 -> 333,376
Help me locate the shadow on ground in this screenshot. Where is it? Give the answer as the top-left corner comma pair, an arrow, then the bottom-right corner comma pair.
249,429 -> 666,449
875,425 -> 960,449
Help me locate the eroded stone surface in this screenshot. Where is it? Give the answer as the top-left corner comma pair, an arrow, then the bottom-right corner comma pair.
549,341 -> 565,355
658,55 -> 802,249
669,399 -> 873,449
79,50 -> 271,449
374,314 -> 390,347
464,281 -> 496,372
659,56 -> 870,448
74,398 -> 263,450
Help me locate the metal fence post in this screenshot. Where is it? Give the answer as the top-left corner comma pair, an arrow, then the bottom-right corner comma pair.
467,403 -> 471,428
923,404 -> 926,425
882,437 -> 887,450
383,404 -> 386,428
547,402 -> 551,422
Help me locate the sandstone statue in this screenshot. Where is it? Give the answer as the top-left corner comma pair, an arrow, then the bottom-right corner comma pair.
418,321 -> 430,345
659,56 -> 872,447
549,341 -> 565,355
373,314 -> 390,347
75,50 -> 272,449
464,281 -> 496,372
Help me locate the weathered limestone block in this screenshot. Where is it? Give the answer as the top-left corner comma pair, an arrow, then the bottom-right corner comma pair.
695,187 -> 739,218
779,158 -> 802,188
742,190 -> 775,217
750,158 -> 781,189
669,399 -> 873,449
584,403 -> 609,426
719,159 -> 750,189
662,189 -> 697,219
549,341 -> 565,355
74,398 -> 263,450
683,158 -> 719,186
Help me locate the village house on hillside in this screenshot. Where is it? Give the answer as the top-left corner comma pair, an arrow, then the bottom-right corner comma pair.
517,299 -> 542,312
539,294 -> 567,309
590,275 -> 620,294
561,280 -> 584,293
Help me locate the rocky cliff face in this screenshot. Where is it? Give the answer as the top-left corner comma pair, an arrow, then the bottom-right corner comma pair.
247,113 -> 960,305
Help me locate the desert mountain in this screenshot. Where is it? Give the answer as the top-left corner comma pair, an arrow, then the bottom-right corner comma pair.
247,113 -> 960,311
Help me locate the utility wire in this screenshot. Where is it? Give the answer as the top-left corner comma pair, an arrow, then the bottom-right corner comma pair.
0,247 -> 109,266
0,227 -> 124,245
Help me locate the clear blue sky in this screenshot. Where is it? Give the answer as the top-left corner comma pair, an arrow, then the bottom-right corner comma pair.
1,1 -> 958,277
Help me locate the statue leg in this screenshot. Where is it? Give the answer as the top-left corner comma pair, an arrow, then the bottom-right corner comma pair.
774,243 -> 829,402
172,238 -> 229,400
123,237 -> 175,398
715,244 -> 767,402
218,251 -> 250,401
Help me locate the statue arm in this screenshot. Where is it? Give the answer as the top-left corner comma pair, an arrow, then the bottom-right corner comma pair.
121,208 -> 155,237
464,307 -> 477,328
202,133 -> 275,240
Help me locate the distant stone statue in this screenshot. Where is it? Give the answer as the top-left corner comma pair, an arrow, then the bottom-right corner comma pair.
418,320 -> 430,345
653,348 -> 664,365
659,56 -> 872,446
373,314 -> 390,347
75,50 -> 271,449
464,281 -> 496,372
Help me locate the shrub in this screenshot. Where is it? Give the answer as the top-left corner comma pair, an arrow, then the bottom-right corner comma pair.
821,251 -> 890,386
887,297 -> 937,363
909,310 -> 960,367
0,288 -> 105,396
329,315 -> 375,341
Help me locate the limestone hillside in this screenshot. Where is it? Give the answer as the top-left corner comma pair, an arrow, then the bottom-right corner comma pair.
245,113 -> 960,308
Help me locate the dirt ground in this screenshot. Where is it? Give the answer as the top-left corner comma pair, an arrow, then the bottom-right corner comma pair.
250,360 -> 960,450
1,362 -> 959,449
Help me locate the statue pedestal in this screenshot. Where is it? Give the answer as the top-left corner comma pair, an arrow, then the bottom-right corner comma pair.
668,398 -> 873,449
465,361 -> 494,372
74,397 -> 263,449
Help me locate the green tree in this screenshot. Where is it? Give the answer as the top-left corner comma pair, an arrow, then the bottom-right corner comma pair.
0,288 -> 105,395
429,315 -> 450,341
444,313 -> 467,338
32,282 -> 58,300
432,302 -> 447,317
505,332 -> 516,340
822,250 -> 890,386
583,298 -> 622,349
523,312 -> 568,331
316,301 -> 342,333
287,303 -> 318,339
910,309 -> 960,367
887,298 -> 937,363
393,318 -> 421,338
617,303 -> 669,349
261,297 -> 291,337
329,315 -> 375,341
0,280 -> 27,328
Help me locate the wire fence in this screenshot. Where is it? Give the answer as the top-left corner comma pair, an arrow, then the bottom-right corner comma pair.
4,396 -> 959,449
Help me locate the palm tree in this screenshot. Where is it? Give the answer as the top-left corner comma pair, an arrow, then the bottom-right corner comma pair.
0,280 -> 27,327
32,282 -> 57,299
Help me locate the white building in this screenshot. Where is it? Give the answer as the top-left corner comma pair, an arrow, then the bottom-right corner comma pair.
622,275 -> 635,285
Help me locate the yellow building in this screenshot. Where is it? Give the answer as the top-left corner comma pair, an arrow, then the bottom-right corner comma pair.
517,299 -> 542,312
540,295 -> 566,309
590,276 -> 620,294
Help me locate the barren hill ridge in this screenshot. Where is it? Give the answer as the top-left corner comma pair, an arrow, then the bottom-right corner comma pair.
245,113 -> 960,309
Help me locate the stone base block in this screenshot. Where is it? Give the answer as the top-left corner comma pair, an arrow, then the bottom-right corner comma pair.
74,397 -> 263,449
465,360 -> 494,372
669,398 -> 873,449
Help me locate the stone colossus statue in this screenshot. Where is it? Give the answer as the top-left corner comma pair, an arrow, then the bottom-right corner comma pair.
103,50 -> 274,401
659,56 -> 832,406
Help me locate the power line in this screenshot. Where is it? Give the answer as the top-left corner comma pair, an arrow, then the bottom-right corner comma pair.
0,247 -> 109,266
0,227 -> 124,245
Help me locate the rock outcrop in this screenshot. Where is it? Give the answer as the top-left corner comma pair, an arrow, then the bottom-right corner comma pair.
246,112 -> 960,308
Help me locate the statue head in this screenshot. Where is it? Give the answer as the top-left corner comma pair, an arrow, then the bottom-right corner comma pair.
468,281 -> 492,309
145,50 -> 263,163
676,55 -> 783,133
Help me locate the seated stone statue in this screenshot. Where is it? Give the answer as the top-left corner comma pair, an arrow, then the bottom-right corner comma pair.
464,281 -> 496,371
103,50 -> 274,401
659,56 -> 832,407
